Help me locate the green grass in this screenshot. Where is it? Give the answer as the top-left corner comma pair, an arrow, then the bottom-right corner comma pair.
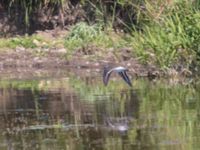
1,0 -> 200,70
0,34 -> 64,50
64,22 -> 129,52
64,1 -> 200,69
0,35 -> 42,49
64,22 -> 111,50
131,0 -> 200,69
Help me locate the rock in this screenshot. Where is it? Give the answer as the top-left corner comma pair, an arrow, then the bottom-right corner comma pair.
56,48 -> 66,53
43,48 -> 50,52
33,57 -> 40,61
41,42 -> 47,46
16,46 -> 25,52
33,39 -> 41,47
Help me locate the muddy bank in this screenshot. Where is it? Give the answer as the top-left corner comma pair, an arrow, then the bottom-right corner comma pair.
0,46 -> 161,79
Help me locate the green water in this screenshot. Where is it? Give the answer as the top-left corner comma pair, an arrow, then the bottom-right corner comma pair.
0,73 -> 199,150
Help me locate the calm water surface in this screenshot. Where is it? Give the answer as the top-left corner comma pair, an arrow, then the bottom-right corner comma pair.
0,72 -> 199,150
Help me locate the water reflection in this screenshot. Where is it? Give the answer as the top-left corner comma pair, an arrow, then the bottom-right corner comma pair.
0,77 -> 199,150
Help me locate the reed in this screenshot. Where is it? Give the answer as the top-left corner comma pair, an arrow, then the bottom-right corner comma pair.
131,0 -> 200,68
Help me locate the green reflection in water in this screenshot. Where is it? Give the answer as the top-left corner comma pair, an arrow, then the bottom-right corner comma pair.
0,76 -> 199,150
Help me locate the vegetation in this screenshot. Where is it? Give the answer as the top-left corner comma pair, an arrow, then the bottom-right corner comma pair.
64,22 -> 129,52
0,35 -> 42,48
131,0 -> 200,68
64,22 -> 111,50
0,0 -> 200,70
64,0 -> 200,69
1,1 -> 200,149
2,0 -> 66,29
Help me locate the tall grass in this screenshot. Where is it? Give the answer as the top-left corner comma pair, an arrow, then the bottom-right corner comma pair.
2,0 -> 200,69
131,0 -> 200,69
3,0 -> 141,31
5,0 -> 66,29
64,22 -> 129,52
64,22 -> 111,50
85,0 -> 142,31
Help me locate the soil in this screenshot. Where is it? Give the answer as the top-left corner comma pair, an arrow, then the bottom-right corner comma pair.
2,29 -> 196,81
0,47 -> 160,80
0,2 -> 193,81
0,29 -> 162,79
0,49 -> 151,76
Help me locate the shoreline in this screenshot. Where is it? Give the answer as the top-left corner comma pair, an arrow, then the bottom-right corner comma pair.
0,47 -> 191,80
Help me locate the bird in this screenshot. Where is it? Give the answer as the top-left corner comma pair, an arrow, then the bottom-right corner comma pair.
103,66 -> 132,87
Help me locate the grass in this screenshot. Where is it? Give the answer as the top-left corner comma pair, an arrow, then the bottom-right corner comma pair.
130,0 -> 200,69
0,34 -> 65,50
0,35 -> 42,49
1,0 -> 200,71
6,0 -> 66,27
64,22 -> 111,50
63,0 -> 200,70
64,22 -> 129,51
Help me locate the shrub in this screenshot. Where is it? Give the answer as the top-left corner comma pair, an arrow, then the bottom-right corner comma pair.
64,22 -> 111,51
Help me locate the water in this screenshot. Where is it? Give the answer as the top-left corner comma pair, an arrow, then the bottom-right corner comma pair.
0,72 -> 199,150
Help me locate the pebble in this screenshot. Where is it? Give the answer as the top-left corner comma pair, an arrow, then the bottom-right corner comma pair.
56,48 -> 66,53
16,46 -> 25,52
33,39 -> 41,47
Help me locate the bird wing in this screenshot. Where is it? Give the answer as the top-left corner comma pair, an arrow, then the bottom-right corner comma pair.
103,69 -> 113,86
118,71 -> 132,87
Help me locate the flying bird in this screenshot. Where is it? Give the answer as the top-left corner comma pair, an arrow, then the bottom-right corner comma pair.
103,66 -> 132,87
